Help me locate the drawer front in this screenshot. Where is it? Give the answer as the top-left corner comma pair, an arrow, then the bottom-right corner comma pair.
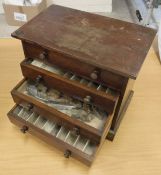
23,42 -> 125,90
8,104 -> 99,166
11,79 -> 113,144
21,58 -> 119,114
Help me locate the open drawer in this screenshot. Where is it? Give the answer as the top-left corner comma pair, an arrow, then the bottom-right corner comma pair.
20,58 -> 120,114
11,79 -> 113,144
8,103 -> 103,166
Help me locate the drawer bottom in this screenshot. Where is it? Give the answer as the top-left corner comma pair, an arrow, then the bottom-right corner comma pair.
7,104 -> 103,166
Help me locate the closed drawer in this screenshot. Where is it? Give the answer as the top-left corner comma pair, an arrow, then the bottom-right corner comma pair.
23,42 -> 125,90
8,104 -> 103,166
11,79 -> 113,144
21,58 -> 119,114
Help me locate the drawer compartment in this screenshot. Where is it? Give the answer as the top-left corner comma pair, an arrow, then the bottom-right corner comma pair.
11,79 -> 113,143
22,42 -> 125,90
21,58 -> 119,114
8,104 -> 101,166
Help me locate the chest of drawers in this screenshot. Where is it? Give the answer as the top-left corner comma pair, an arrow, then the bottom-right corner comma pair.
7,5 -> 156,166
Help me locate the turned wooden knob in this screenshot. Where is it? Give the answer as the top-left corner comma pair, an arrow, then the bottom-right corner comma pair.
20,125 -> 28,134
25,103 -> 33,111
64,150 -> 71,158
35,75 -> 43,85
72,127 -> 80,136
39,51 -> 47,60
90,70 -> 99,80
83,96 -> 92,104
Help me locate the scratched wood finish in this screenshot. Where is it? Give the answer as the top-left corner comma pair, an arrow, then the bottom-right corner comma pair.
12,5 -> 156,79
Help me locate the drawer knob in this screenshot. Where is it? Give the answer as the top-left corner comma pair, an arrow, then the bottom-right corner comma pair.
83,96 -> 92,113
20,125 -> 28,134
64,150 -> 71,158
72,127 -> 80,136
90,70 -> 99,80
84,95 -> 92,104
35,75 -> 43,85
39,51 -> 47,60
25,103 -> 33,111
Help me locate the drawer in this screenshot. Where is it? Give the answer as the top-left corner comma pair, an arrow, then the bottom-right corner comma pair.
11,79 -> 113,144
8,104 -> 104,166
21,58 -> 119,114
22,42 -> 126,90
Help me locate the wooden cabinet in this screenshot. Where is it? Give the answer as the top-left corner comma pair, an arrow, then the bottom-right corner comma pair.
8,5 -> 156,166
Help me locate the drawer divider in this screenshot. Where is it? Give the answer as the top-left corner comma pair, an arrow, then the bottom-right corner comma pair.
82,139 -> 90,152
73,135 -> 80,146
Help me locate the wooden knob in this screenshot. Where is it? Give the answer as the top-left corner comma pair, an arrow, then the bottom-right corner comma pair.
64,150 -> 71,158
35,75 -> 43,85
84,96 -> 92,104
39,51 -> 47,60
25,103 -> 33,111
26,58 -> 33,64
90,70 -> 99,80
20,125 -> 28,134
72,127 -> 80,136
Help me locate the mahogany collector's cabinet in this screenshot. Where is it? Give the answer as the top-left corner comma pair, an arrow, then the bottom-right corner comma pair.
7,5 -> 156,166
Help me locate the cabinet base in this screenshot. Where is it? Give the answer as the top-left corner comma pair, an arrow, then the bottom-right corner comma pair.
106,90 -> 134,141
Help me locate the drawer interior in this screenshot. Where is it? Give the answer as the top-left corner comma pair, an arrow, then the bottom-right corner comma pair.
26,58 -> 118,98
21,58 -> 120,115
8,104 -> 99,165
16,79 -> 108,131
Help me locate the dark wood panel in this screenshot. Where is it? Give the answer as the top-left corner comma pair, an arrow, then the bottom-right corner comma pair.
12,5 -> 156,79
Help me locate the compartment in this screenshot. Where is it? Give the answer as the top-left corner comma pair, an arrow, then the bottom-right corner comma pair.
27,112 -> 39,123
50,124 -> 61,136
75,137 -> 88,151
65,132 -> 78,145
11,79 -> 114,143
8,104 -> 100,165
17,107 -> 33,120
34,116 -> 47,128
42,120 -> 56,133
21,58 -> 119,114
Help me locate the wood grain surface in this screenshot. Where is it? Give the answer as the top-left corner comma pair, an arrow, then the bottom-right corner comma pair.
12,5 -> 156,79
0,38 -> 161,175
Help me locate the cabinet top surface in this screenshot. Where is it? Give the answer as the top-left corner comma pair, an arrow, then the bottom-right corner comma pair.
12,5 -> 156,79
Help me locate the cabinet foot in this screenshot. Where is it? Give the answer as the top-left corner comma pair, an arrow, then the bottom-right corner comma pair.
106,130 -> 115,141
106,90 -> 134,141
